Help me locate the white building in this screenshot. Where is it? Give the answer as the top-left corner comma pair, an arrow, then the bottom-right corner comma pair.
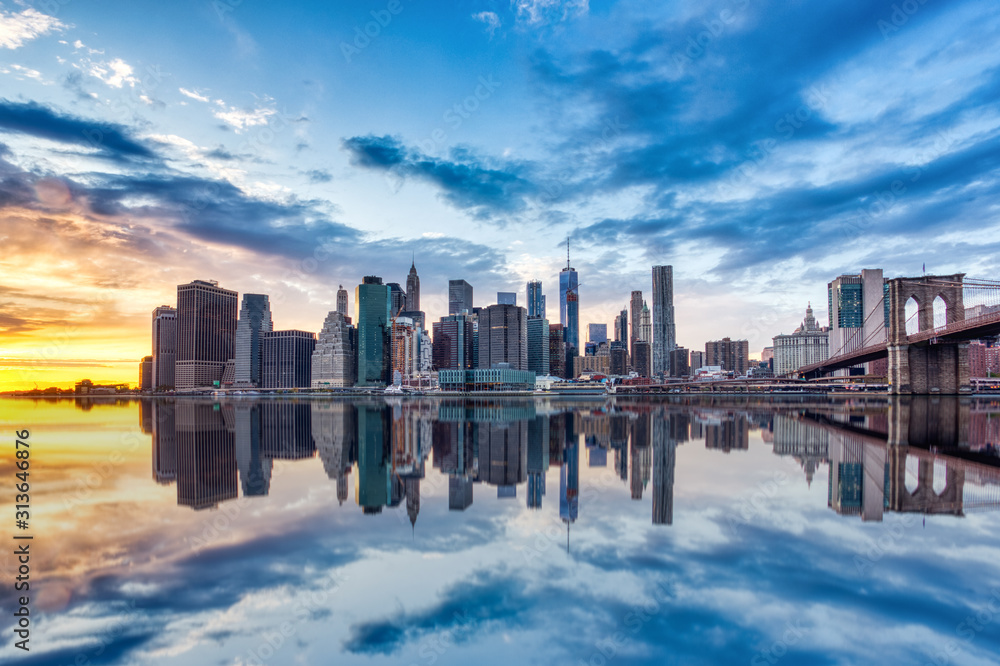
311,311 -> 356,388
773,304 -> 830,376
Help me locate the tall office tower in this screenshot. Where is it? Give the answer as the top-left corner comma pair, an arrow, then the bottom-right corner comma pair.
151,305 -> 177,390
652,265 -> 676,376
390,316 -> 420,380
549,324 -> 566,378
559,240 -> 579,356
139,356 -> 153,390
527,317 -> 551,376
614,308 -> 628,344
497,291 -> 517,306
827,268 -> 887,362
432,314 -> 474,369
311,311 -> 357,387
261,330 -> 316,388
478,304 -> 528,370
669,347 -> 689,377
640,303 -> 652,342
527,416 -> 550,509
175,279 -> 238,389
356,276 -> 392,386
336,285 -> 349,316
405,259 -> 420,312
234,294 -> 273,388
588,323 -> 608,344
387,282 -> 406,316
632,341 -> 652,377
652,414 -> 677,526
175,401 -> 237,509
629,290 -> 643,355
705,337 -> 750,375
449,279 -> 474,315
527,280 -> 544,318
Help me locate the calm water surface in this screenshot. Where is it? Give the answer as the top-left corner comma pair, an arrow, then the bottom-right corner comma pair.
2,396 -> 1000,666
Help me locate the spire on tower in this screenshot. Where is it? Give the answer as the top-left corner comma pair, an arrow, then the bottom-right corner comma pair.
567,236 -> 571,269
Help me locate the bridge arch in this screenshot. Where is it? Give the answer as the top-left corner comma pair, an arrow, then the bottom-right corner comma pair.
887,274 -> 965,344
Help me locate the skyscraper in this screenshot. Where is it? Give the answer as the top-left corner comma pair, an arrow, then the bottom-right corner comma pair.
261,330 -> 316,388
405,259 -> 420,312
433,314 -> 474,370
152,305 -> 176,390
139,356 -> 153,390
559,240 -> 579,356
639,302 -> 651,342
337,285 -> 349,316
387,282 -> 406,316
497,292 -> 517,306
827,269 -> 887,364
356,276 -> 392,386
629,290 -> 643,356
633,341 -> 652,377
175,280 -> 238,389
705,338 -> 749,375
527,280 -> 544,318
614,308 -> 628,344
527,316 -> 550,376
651,265 -> 676,376
449,279 -> 474,315
549,323 -> 566,378
588,323 -> 608,344
478,304 -> 528,371
311,311 -> 357,387
234,294 -> 273,388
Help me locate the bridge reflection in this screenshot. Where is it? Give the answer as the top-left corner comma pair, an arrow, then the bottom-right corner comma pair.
143,396 -> 1000,526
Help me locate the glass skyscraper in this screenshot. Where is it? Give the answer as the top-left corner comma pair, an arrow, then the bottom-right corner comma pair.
526,280 -> 544,318
651,265 -> 676,376
448,279 -> 474,315
234,294 -> 272,387
559,266 -> 579,354
356,276 -> 392,386
151,305 -> 176,390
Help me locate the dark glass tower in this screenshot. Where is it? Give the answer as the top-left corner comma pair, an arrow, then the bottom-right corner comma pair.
651,265 -> 676,376
356,276 -> 392,386
559,240 -> 579,357
234,294 -> 273,387
175,279 -> 238,389
527,280 -> 544,318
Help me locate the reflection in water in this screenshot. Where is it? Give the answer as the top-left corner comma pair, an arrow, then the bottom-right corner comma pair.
148,397 -> 1000,526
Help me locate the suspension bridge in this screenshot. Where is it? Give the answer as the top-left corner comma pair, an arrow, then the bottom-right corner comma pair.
796,274 -> 1000,394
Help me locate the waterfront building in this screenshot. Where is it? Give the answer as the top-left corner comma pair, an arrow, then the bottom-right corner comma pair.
356,276 -> 392,386
478,304 -> 528,371
438,366 -> 537,391
652,265 -> 676,376
152,305 -> 176,390
669,347 -> 689,378
139,356 -> 153,390
549,324 -> 567,378
234,294 -> 273,387
559,241 -> 579,356
527,317 -> 551,376
632,340 -> 652,377
433,313 -> 474,370
175,279 -> 238,389
690,350 -> 704,372
773,303 -> 830,376
705,338 -> 749,375
311,311 -> 357,388
828,268 -> 887,372
262,330 -> 316,389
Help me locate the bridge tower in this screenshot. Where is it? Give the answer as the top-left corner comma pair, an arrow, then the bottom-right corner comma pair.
887,274 -> 971,395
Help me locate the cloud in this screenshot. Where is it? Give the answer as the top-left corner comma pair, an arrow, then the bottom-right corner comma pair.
304,168 -> 332,183
88,58 -> 140,88
342,135 -> 540,219
213,105 -> 276,132
0,99 -> 156,161
0,7 -> 65,50
178,87 -> 210,103
472,11 -> 501,37
512,0 -> 588,26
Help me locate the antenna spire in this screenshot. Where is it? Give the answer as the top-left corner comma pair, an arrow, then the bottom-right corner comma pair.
567,236 -> 571,269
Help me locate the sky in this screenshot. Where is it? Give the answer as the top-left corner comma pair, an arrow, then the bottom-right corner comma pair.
1,0 -> 1000,389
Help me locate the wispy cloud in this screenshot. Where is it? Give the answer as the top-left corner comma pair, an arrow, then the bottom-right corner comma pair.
0,7 -> 65,50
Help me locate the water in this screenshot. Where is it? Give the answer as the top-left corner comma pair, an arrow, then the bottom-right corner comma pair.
2,396 -> 1000,666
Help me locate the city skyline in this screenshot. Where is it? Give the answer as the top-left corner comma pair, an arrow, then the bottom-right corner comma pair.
3,1 -> 1000,391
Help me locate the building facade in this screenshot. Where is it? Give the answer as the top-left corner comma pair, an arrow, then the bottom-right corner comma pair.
356,276 -> 392,387
433,314 -> 474,370
234,293 -> 273,388
690,350 -> 705,372
527,317 -> 551,377
336,285 -> 349,316
405,260 -> 420,312
262,330 -> 316,388
139,356 -> 153,390
705,338 -> 749,375
630,290 -> 643,357
669,347 -> 689,378
449,279 -> 474,315
478,304 -> 528,371
175,280 -> 238,389
311,311 -> 357,387
633,340 -> 652,377
652,265 -> 676,376
497,292 -> 517,306
527,280 -> 544,318
152,305 -> 176,390
559,246 -> 579,356
828,269 -> 887,366
773,303 -> 830,376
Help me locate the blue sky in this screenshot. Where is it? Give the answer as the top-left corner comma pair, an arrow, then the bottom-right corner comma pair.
1,0 -> 1000,380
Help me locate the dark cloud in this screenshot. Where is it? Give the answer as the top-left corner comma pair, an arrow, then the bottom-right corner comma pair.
0,99 -> 157,162
304,168 -> 332,183
342,135 -> 540,219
